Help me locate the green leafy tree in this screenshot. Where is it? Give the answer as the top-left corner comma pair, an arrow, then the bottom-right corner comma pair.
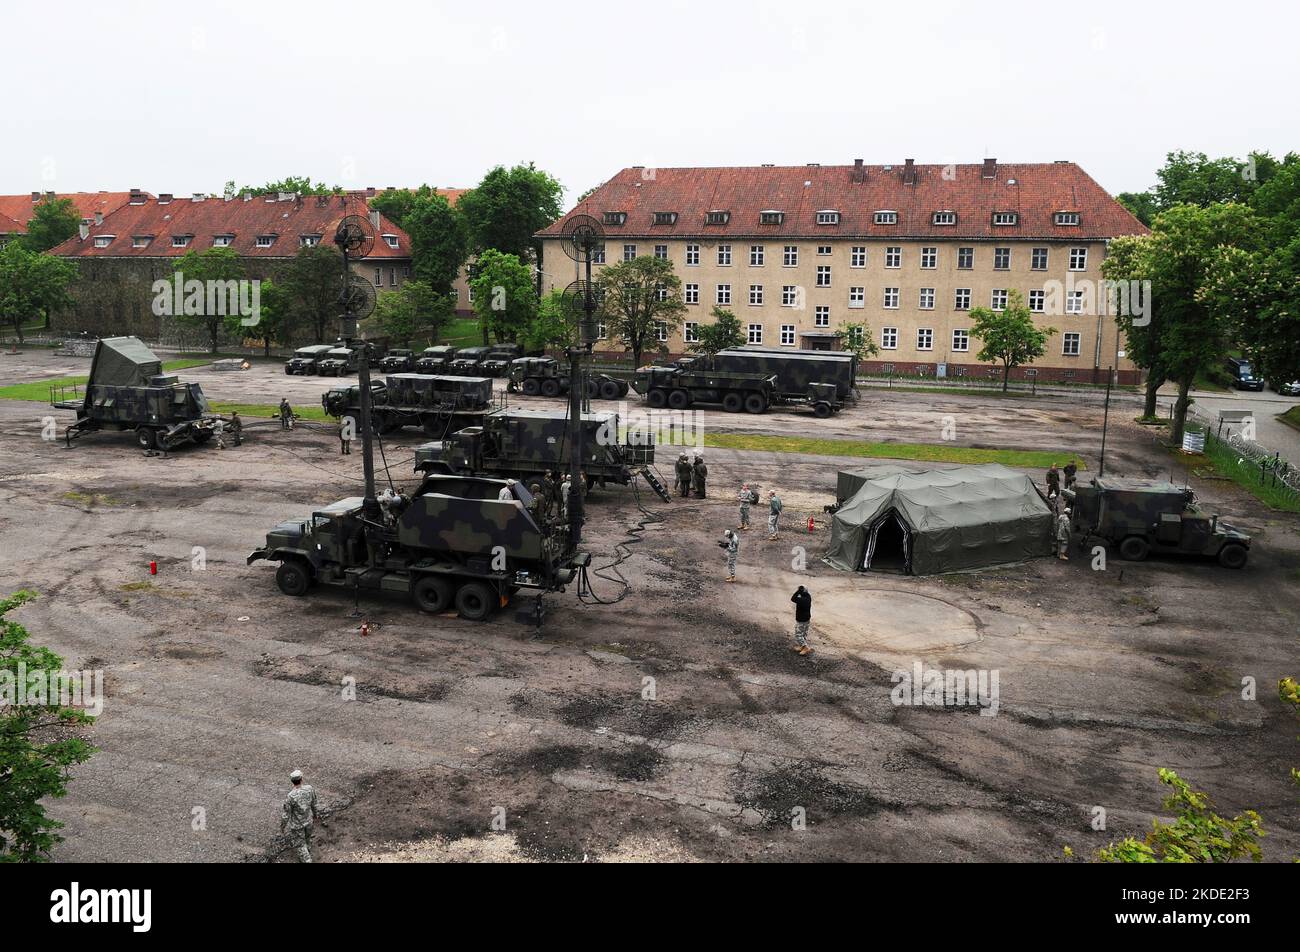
0,244 -> 77,342
374,280 -> 452,347
226,278 -> 296,357
226,176 -> 341,197
280,244 -> 346,344
22,198 -> 80,253
1153,151 -> 1257,210
469,250 -> 537,344
369,185 -> 439,230
404,192 -> 469,297
458,163 -> 563,262
595,255 -> 686,368
1,590 -> 96,862
839,321 -> 880,362
524,289 -> 579,353
968,290 -> 1054,391
1103,235 -> 1168,418
1202,239 -> 1300,389
1116,191 -> 1159,228
170,246 -> 246,353
1281,678 -> 1300,820
688,307 -> 746,358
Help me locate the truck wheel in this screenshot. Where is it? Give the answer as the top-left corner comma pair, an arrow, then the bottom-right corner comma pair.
744,393 -> 767,414
284,366 -> 292,375
522,378 -> 541,396
1118,536 -> 1149,561
722,392 -> 743,413
813,401 -> 832,418
193,430 -> 213,444
603,380 -> 624,400
412,575 -> 454,613
585,379 -> 600,398
541,378 -> 561,397
647,388 -> 668,408
455,582 -> 494,621
275,560 -> 312,597
136,426 -> 158,450
1217,543 -> 1248,569
668,389 -> 691,410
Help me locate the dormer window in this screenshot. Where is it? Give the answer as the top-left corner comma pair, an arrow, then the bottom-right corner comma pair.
1054,211 -> 1080,226
213,235 -> 234,247
301,235 -> 322,248
171,235 -> 191,248
652,211 -> 677,226
931,211 -> 957,225
603,211 -> 627,226
816,210 -> 840,225
93,235 -> 115,248
256,235 -> 276,248
874,211 -> 898,225
992,212 -> 1018,226
760,210 -> 784,225
382,234 -> 400,248
131,235 -> 153,249
705,210 -> 730,225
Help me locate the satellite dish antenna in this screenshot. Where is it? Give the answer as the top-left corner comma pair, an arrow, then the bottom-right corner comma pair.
334,214 -> 375,261
562,279 -> 599,345
561,214 -> 604,263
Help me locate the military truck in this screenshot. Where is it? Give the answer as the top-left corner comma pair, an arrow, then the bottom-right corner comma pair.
448,345 -> 494,375
1067,478 -> 1251,568
480,344 -> 524,377
317,346 -> 361,376
414,407 -> 662,496
631,365 -> 778,413
323,374 -> 494,436
713,346 -> 858,402
284,344 -> 334,375
506,357 -> 631,400
51,336 -> 222,450
379,348 -> 415,373
414,345 -> 458,374
247,475 -> 588,620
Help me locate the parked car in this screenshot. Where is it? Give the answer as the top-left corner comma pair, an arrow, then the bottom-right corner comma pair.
1223,357 -> 1264,391
1273,379 -> 1300,396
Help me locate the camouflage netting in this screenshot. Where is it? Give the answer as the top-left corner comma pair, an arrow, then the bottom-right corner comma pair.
823,463 -> 1053,575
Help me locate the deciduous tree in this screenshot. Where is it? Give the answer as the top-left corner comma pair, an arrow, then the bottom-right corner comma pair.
458,163 -> 563,262
0,244 -> 77,342
687,307 -> 745,358
21,197 -> 80,253
595,256 -> 686,368
968,290 -> 1053,392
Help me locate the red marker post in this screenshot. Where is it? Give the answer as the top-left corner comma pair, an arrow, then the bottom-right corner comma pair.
149,560 -> 157,575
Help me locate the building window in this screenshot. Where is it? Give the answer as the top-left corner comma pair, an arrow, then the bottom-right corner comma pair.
94,236 -> 114,248
816,210 -> 840,225
383,235 -> 399,248
716,284 -> 731,305
883,287 -> 899,309
993,247 -> 1010,270
717,245 -> 732,266
597,321 -> 608,340
881,326 -> 898,349
748,323 -> 764,344
390,268 -> 397,287
848,286 -> 865,308
603,211 -> 627,226
780,324 -> 796,345
992,212 -> 1018,226
1066,290 -> 1085,314
750,245 -> 764,266
957,247 -> 973,269
1028,290 -> 1046,313
655,283 -> 669,303
654,244 -> 668,259
850,246 -> 866,268
952,329 -> 969,352
749,285 -> 763,306
1055,212 -> 1081,226
885,246 -> 901,268
172,235 -> 191,248
932,211 -> 956,225
684,283 -> 699,305
814,306 -> 830,327
653,211 -> 677,225
655,321 -> 669,342
919,288 -> 935,310
816,266 -> 831,287
848,325 -> 865,347
450,289 -> 459,302
1063,332 -> 1081,355
592,247 -> 605,264
300,235 -> 319,248
817,245 -> 832,256
954,288 -> 971,311
1031,247 -> 1049,270
783,245 -> 798,267
623,244 -> 637,261
760,210 -> 784,225
374,268 -> 383,288
874,210 -> 898,225
684,321 -> 699,343
213,235 -> 233,247
706,210 -> 730,225
991,289 -> 1008,311
1069,247 -> 1088,271
782,285 -> 799,307
920,247 -> 937,269
255,235 -> 275,248
131,236 -> 151,249
685,244 -> 699,266
917,328 -> 933,351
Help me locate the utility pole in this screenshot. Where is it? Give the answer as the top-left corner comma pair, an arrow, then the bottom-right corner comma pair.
1099,365 -> 1113,478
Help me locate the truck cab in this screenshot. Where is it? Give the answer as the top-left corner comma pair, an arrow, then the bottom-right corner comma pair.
317,347 -> 360,376
449,346 -> 492,375
480,344 -> 524,377
415,345 -> 458,374
380,348 -> 414,372
285,344 -> 335,375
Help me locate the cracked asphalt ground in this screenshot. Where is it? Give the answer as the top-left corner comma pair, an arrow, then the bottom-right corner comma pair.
1,351 -> 1297,862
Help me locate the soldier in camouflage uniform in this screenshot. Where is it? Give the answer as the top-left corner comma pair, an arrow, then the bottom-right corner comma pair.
675,454 -> 692,498
720,529 -> 739,582
767,490 -> 783,540
280,769 -> 324,863
279,398 -> 294,430
790,585 -> 813,655
692,456 -> 708,498
1055,508 -> 1072,560
559,474 -> 572,520
737,483 -> 757,530
230,411 -> 243,447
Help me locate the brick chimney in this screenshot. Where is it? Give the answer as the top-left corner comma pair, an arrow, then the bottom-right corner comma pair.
368,210 -> 381,230
982,158 -> 997,179
903,158 -> 916,185
94,211 -> 103,226
78,223 -> 89,240
129,188 -> 145,204
31,191 -> 40,202
852,158 -> 865,184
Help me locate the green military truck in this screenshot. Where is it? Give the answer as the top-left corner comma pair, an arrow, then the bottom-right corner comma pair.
448,345 -> 493,375
317,346 -> 361,376
379,348 -> 415,372
506,356 -> 629,400
480,344 -> 524,377
712,346 -> 856,415
323,374 -> 494,436
631,365 -> 778,413
247,475 -> 588,620
414,345 -> 458,374
284,344 -> 335,375
1067,478 -> 1251,568
51,336 -> 222,450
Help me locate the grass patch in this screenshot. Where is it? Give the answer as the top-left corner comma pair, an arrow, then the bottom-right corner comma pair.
1277,405 -> 1300,433
699,431 -> 1083,469
1197,437 -> 1300,512
209,401 -> 331,422
0,359 -> 212,402
442,317 -> 484,348
62,491 -> 121,507
119,581 -> 156,592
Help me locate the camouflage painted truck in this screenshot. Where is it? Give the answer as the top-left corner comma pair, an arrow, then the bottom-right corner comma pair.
506,356 -> 630,400
51,336 -> 222,450
378,348 -> 415,372
414,407 -> 666,497
247,474 -> 588,620
711,346 -> 858,416
323,373 -> 495,436
479,344 -> 524,377
414,345 -> 459,374
631,365 -> 779,413
1066,478 -> 1251,568
284,344 -> 335,375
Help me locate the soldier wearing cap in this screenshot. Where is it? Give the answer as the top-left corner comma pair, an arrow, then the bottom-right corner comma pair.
1056,508 -> 1072,560
280,769 -> 325,863
675,454 -> 693,498
692,455 -> 708,498
230,411 -> 243,447
767,490 -> 783,540
720,529 -> 740,582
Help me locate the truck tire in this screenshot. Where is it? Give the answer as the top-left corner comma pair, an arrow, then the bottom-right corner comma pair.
647,388 -> 668,408
668,389 -> 691,410
455,581 -> 494,621
585,378 -> 600,398
541,378 -> 561,397
1118,536 -> 1149,561
284,366 -> 292,375
813,401 -> 833,418
1217,543 -> 1248,569
743,393 -> 767,414
522,378 -> 541,396
275,560 -> 312,596
136,426 -> 158,450
601,379 -> 622,400
722,392 -> 743,413
412,575 -> 455,613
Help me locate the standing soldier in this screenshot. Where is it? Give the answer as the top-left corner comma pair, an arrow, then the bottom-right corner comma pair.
790,585 -> 813,656
737,482 -> 754,530
559,474 -> 572,521
279,398 -> 294,430
541,470 -> 558,520
339,419 -> 352,455
767,490 -> 783,541
230,410 -> 243,447
280,769 -> 325,863
675,454 -> 692,498
214,418 -> 226,450
719,529 -> 739,582
1045,463 -> 1061,500
1063,460 -> 1078,492
692,455 -> 708,498
1055,507 -> 1072,561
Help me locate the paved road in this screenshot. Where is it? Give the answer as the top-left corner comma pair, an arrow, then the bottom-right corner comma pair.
1157,385 -> 1300,462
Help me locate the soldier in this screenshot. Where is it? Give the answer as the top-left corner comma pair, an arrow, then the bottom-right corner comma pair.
559,474 -> 572,520
790,585 -> 813,656
230,411 -> 243,447
675,454 -> 692,498
719,529 -> 739,582
767,490 -> 783,541
1055,507 -> 1072,561
498,479 -> 517,501
541,470 -> 558,520
1063,460 -> 1078,491
279,398 -> 294,430
214,418 -> 226,450
339,420 -> 352,455
692,455 -> 708,498
737,482 -> 753,530
1046,463 -> 1061,500
279,769 -> 324,863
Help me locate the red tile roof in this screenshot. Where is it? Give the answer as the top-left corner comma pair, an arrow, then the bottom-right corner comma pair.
51,193 -> 410,259
539,162 -> 1148,241
0,191 -> 140,234
0,211 -> 24,236
350,187 -> 469,207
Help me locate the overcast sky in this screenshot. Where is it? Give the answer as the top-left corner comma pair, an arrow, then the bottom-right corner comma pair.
3,0 -> 1294,203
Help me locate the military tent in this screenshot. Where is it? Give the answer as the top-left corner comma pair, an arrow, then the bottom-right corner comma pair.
823,463 -> 1053,575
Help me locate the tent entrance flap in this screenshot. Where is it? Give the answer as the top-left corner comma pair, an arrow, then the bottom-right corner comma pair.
864,509 -> 910,573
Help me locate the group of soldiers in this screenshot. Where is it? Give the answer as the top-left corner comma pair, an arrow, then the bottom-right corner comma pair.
674,454 -> 708,498
720,484 -> 785,583
1046,461 -> 1079,560
525,468 -> 584,523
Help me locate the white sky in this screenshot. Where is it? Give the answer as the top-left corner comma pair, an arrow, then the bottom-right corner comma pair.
3,0 -> 1295,202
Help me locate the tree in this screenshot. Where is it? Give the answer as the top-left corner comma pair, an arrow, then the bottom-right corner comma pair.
687,307 -> 746,358
968,290 -> 1054,391
229,278 -> 296,357
1102,235 -> 1167,418
1116,191 -> 1159,228
458,163 -> 563,262
170,246 -> 247,353
839,321 -> 881,361
226,176 -> 341,198
280,244 -> 346,344
0,590 -> 96,862
595,256 -> 687,368
0,244 -> 77,342
1202,239 -> 1300,389
469,250 -> 536,344
403,192 -> 469,297
374,280 -> 452,347
369,185 -> 438,230
22,198 -> 80,253
525,289 -> 580,353
1153,151 -> 1256,210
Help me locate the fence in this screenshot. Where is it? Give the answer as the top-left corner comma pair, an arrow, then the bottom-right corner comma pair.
1184,403 -> 1300,500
